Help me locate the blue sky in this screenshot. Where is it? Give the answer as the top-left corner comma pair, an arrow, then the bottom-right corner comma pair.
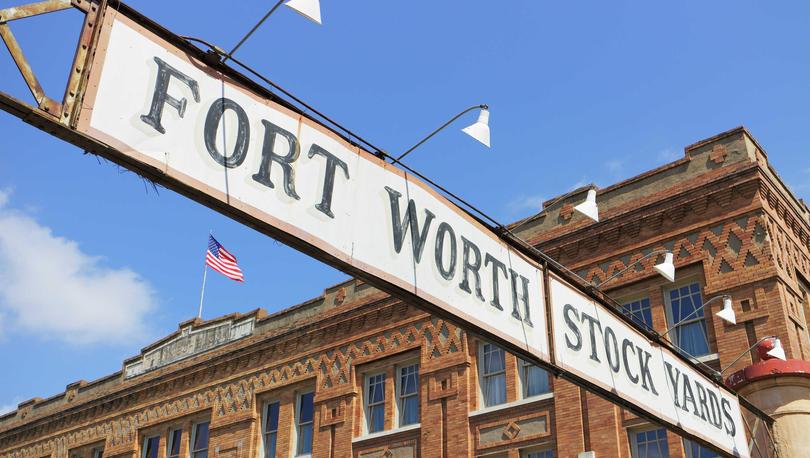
0,0 -> 808,412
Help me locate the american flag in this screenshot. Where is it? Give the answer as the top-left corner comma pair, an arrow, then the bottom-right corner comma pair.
205,235 -> 244,282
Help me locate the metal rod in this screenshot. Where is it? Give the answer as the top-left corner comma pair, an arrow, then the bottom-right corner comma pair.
719,336 -> 775,375
222,0 -> 286,63
595,250 -> 669,288
659,294 -> 727,341
396,104 -> 486,161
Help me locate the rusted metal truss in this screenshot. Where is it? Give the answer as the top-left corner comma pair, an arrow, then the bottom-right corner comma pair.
0,0 -> 102,125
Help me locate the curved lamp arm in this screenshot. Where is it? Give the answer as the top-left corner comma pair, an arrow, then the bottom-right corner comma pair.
718,335 -> 778,376
595,250 -> 670,288
659,294 -> 729,341
397,104 -> 488,161
223,0 -> 287,63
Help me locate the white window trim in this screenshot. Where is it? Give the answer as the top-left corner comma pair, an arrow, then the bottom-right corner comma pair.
478,342 -> 507,408
363,371 -> 386,434
259,400 -> 280,458
294,391 -> 314,458
166,429 -> 182,458
190,421 -> 209,458
628,425 -> 669,458
141,435 -> 160,458
352,423 -> 421,443
664,280 -> 711,356
469,392 -> 554,418
395,362 -> 419,428
517,358 -> 550,399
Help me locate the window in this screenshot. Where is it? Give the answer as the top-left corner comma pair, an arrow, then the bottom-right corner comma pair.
263,402 -> 280,458
92,449 -> 104,458
480,343 -> 507,406
666,283 -> 710,357
519,359 -> 550,397
521,449 -> 554,458
142,436 -> 160,458
683,439 -> 719,458
296,392 -> 314,456
365,373 -> 386,433
629,428 -> 669,458
167,429 -> 182,458
191,421 -> 210,458
623,298 -> 653,329
397,363 -> 419,426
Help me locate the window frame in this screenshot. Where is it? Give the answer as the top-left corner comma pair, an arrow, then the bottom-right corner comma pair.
260,400 -> 281,458
190,421 -> 210,458
621,296 -> 654,330
664,280 -> 711,357
519,446 -> 555,458
294,391 -> 315,457
141,435 -> 161,458
478,342 -> 507,407
166,428 -> 183,458
517,358 -> 550,399
363,371 -> 387,434
683,438 -> 720,458
395,362 -> 420,427
628,426 -> 669,458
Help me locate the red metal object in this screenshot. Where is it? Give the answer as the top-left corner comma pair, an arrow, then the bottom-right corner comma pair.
725,358 -> 810,390
756,337 -> 779,361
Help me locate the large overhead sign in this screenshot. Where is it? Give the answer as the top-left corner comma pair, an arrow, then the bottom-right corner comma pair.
0,2 -> 761,456
550,276 -> 749,457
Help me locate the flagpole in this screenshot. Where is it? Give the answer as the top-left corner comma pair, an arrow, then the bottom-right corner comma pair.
198,264 -> 208,319
198,231 -> 212,319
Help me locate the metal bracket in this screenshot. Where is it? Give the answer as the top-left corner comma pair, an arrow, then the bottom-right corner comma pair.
0,0 -> 100,121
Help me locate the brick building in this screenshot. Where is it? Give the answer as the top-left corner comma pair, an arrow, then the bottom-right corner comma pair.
0,126 -> 808,457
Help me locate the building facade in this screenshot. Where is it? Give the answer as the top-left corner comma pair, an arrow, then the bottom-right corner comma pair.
0,127 -> 808,457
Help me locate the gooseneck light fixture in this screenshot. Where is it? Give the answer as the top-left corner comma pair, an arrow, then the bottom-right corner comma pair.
717,336 -> 786,378
573,189 -> 599,222
595,250 -> 675,288
396,104 -> 490,161
223,0 -> 322,62
659,295 -> 737,344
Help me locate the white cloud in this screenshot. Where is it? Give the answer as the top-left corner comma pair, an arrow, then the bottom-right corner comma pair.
0,190 -> 157,345
508,194 -> 546,213
657,147 -> 680,162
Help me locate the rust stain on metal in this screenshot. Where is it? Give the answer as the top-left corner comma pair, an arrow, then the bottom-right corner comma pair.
64,0 -> 104,127
0,0 -> 71,23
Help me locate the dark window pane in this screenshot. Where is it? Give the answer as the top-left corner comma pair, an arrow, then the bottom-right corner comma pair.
401,395 -> 419,425
264,432 -> 277,458
299,393 -> 314,423
144,437 -> 160,458
265,402 -> 280,432
193,422 -> 209,451
298,424 -> 313,454
369,404 -> 385,432
169,429 -> 182,456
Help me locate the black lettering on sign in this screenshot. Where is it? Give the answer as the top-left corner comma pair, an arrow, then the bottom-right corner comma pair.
622,339 -> 638,384
140,56 -> 200,134
581,312 -> 602,363
253,120 -> 301,199
681,373 -> 699,417
434,222 -> 457,280
604,327 -> 620,373
664,362 -> 684,410
707,390 -> 722,429
384,187 -> 435,264
307,144 -> 349,218
563,304 -> 582,351
721,398 -> 736,436
459,236 -> 485,302
635,346 -> 658,395
695,382 -> 709,421
204,98 -> 250,168
484,254 -> 507,310
509,269 -> 532,326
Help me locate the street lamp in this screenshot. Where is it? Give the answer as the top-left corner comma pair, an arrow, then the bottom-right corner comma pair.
396,105 -> 490,161
595,250 -> 675,288
717,336 -> 787,379
223,0 -> 322,62
573,189 -> 599,222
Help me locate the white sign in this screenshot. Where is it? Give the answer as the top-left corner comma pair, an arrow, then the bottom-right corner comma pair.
77,13 -> 550,365
550,276 -> 749,457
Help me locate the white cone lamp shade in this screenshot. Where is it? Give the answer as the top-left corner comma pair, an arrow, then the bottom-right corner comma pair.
461,108 -> 491,148
573,189 -> 599,222
653,252 -> 676,282
715,296 -> 737,325
285,0 -> 322,24
767,337 -> 787,361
